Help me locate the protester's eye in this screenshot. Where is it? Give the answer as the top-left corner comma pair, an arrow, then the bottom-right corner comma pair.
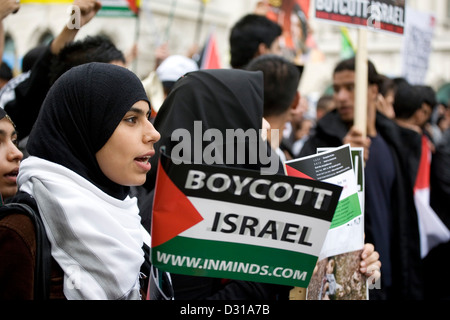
347,84 -> 355,92
124,116 -> 137,124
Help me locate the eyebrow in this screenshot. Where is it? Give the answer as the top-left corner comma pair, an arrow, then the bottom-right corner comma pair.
333,82 -> 355,90
128,107 -> 150,116
333,80 -> 355,86
0,128 -> 17,138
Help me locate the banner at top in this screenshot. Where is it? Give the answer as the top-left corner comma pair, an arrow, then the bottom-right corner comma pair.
97,0 -> 140,17
21,0 -> 72,3
21,0 -> 140,17
314,0 -> 406,35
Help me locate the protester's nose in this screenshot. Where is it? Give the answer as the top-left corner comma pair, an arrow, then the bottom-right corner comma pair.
8,142 -> 23,163
143,120 -> 161,144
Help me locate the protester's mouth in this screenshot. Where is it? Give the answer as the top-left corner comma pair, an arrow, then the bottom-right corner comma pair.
339,105 -> 352,113
135,155 -> 151,164
4,169 -> 19,183
134,152 -> 154,171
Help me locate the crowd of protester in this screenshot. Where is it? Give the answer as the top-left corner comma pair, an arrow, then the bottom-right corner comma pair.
0,0 -> 448,301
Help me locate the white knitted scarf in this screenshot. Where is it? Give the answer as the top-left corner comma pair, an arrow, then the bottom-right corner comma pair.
18,156 -> 151,300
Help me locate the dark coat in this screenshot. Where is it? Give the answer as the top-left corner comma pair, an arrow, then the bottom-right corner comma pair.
0,193 -> 65,300
426,128 -> 450,300
3,44 -> 54,139
430,128 -> 450,229
0,192 -> 150,300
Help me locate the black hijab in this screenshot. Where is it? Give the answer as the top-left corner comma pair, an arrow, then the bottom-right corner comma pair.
27,62 -> 150,200
144,68 -> 288,300
146,68 -> 279,191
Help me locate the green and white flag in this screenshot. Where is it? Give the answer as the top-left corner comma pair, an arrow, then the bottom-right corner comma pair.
151,153 -> 342,288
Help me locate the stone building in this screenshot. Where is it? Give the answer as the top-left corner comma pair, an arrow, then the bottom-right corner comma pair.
2,0 -> 450,102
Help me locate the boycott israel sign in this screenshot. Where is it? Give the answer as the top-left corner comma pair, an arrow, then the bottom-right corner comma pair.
151,153 -> 342,288
314,0 -> 406,35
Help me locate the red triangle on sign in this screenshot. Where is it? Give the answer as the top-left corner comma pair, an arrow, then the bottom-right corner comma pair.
285,164 -> 314,180
151,160 -> 204,247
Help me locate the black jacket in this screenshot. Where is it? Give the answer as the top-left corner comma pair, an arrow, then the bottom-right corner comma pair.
430,128 -> 450,229
3,44 -> 54,139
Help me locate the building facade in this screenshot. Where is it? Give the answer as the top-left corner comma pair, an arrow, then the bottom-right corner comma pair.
3,0 -> 450,100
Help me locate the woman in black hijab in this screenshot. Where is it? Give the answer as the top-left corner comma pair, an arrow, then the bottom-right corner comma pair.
146,68 -> 281,190
145,68 -> 287,300
10,62 -> 160,299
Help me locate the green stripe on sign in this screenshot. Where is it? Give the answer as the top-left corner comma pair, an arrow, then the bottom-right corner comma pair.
152,236 -> 318,287
330,193 -> 361,229
98,6 -> 137,17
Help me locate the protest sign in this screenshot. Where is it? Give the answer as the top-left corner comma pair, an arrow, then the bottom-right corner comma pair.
21,0 -> 140,17
314,1 -> 406,137
314,0 -> 406,35
401,7 -> 435,85
285,145 -> 368,299
264,0 -> 311,64
318,147 -> 365,210
151,152 -> 342,288
285,145 -> 364,259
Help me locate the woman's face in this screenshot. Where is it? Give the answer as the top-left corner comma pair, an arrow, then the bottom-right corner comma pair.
0,118 -> 23,199
96,100 -> 160,187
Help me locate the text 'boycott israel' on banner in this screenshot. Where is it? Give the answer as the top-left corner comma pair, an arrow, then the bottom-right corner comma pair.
314,0 -> 406,35
151,153 -> 342,288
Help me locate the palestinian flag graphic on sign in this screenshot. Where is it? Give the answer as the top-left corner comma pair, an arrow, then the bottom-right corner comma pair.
151,153 -> 342,288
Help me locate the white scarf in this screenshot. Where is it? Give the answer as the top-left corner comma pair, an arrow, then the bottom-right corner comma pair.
18,156 -> 150,300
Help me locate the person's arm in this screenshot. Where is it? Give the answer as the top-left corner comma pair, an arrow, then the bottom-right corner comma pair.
359,242 -> 381,284
50,0 -> 101,55
0,0 -> 20,21
0,21 -> 4,62
4,0 -> 101,138
0,0 -> 22,59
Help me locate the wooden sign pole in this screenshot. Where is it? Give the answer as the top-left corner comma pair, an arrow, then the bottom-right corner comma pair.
354,28 -> 368,138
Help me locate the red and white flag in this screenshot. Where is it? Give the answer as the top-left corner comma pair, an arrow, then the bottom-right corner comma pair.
199,32 -> 221,70
414,135 -> 450,258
